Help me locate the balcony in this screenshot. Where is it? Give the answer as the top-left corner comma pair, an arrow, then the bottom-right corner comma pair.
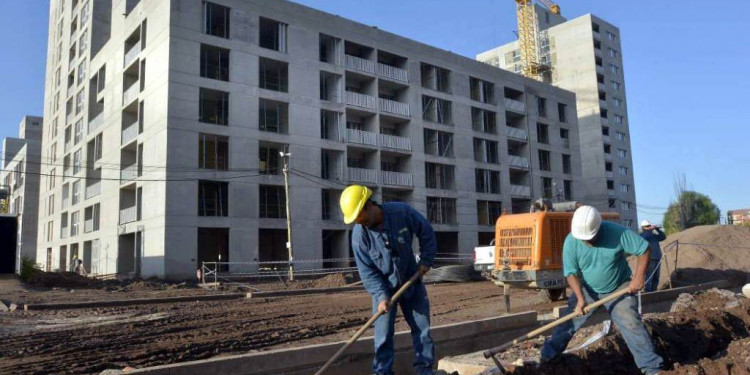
562,138 -> 570,149
67,84 -> 75,98
60,227 -> 69,239
601,117 -> 609,126
599,100 -> 608,109
64,141 -> 72,153
602,135 -> 611,143
345,128 -> 377,147
85,181 -> 101,199
608,190 -> 616,197
345,91 -> 377,110
510,184 -> 531,198
596,65 -> 605,75
508,155 -> 529,169
377,63 -> 408,83
66,111 -> 74,125
504,98 -> 525,113
84,219 -> 94,233
120,165 -> 138,183
606,171 -> 614,178
62,198 -> 69,209
345,55 -> 375,74
380,170 -> 413,187
123,83 -> 140,106
123,43 -> 141,68
120,206 -> 137,224
378,133 -> 411,152
505,126 -> 528,141
121,122 -> 138,145
88,113 -> 103,134
598,82 -> 606,92
379,98 -> 410,117
604,153 -> 613,161
347,167 -> 378,184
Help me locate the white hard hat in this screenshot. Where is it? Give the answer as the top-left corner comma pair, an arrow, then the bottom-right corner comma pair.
571,205 -> 602,241
640,220 -> 652,228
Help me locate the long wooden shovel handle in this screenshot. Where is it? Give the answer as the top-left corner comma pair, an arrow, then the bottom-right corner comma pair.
483,287 -> 631,358
314,271 -> 423,375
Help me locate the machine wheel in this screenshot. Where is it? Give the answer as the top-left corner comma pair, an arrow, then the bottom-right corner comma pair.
538,288 -> 565,302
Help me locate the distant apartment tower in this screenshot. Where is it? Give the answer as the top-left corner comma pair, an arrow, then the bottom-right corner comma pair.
477,7 -> 638,228
1,116 -> 43,271
38,0 -> 584,278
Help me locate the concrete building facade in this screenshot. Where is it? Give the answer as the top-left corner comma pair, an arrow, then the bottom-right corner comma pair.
1,116 -> 43,272
728,208 -> 750,226
477,8 -> 638,228
38,0 -> 584,278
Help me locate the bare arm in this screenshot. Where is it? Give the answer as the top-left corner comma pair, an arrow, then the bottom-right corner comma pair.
567,274 -> 587,315
630,248 -> 651,293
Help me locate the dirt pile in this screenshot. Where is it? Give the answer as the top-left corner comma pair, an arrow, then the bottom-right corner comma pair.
504,289 -> 750,375
24,269 -> 102,289
629,225 -> 750,288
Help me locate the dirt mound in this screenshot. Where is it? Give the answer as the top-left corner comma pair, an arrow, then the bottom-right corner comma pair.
629,225 -> 750,288
24,270 -> 102,289
309,273 -> 350,289
505,289 -> 750,375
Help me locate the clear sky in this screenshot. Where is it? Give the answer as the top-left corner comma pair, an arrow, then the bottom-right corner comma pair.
1,0 -> 747,225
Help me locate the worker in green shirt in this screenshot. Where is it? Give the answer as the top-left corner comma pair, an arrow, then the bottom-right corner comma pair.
540,206 -> 663,375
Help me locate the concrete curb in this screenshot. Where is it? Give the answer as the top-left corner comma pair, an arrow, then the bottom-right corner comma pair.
246,285 -> 365,298
23,293 -> 245,310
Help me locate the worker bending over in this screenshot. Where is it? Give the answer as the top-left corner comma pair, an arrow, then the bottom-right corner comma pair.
540,206 -> 663,375
340,185 -> 436,375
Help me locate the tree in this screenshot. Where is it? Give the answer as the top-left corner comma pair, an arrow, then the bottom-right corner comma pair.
663,191 -> 720,235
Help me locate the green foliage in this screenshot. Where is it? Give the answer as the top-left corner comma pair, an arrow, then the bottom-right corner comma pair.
663,191 -> 720,235
20,257 -> 39,282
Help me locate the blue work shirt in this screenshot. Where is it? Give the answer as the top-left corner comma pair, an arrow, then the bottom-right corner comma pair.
563,221 -> 649,294
351,202 -> 438,303
640,228 -> 666,260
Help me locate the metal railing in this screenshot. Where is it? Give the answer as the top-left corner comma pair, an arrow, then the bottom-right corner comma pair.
119,206 -> 137,224
604,153 -> 613,161
123,43 -> 141,68
377,63 -> 408,82
379,98 -> 410,117
601,117 -> 609,126
85,181 -> 101,199
602,135 -> 611,143
84,219 -> 94,233
598,82 -> 606,92
345,91 -> 377,110
347,167 -> 378,184
505,126 -> 528,141
121,122 -> 138,145
510,184 -> 531,197
345,54 -> 375,74
608,189 -> 616,197
599,100 -> 608,109
60,227 -> 69,239
606,171 -> 614,178
345,128 -> 377,146
504,98 -> 526,112
67,84 -> 75,98
123,83 -> 140,106
508,155 -> 529,169
88,113 -> 103,134
378,133 -> 411,151
120,165 -> 138,183
379,170 -> 413,187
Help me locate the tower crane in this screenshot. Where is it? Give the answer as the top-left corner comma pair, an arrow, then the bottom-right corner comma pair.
514,0 -> 560,80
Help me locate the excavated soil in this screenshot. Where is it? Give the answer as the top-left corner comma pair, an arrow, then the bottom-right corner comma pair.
503,289 -> 750,375
0,281 -> 561,375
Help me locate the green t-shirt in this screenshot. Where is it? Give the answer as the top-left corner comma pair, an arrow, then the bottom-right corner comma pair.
563,221 -> 649,294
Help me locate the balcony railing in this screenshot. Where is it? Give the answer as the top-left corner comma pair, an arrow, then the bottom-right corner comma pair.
64,141 -> 72,153
601,117 -> 609,126
604,153 -> 613,161
602,135 -> 611,143
123,83 -> 140,106
62,198 -> 69,209
379,98 -> 410,117
120,206 -> 137,224
510,184 -> 531,197
84,219 -> 94,233
345,128 -> 377,147
85,181 -> 101,199
508,155 -> 529,169
120,165 -> 138,183
562,138 -> 570,149
345,55 -> 375,74
378,133 -> 411,151
60,227 -> 69,239
88,112 -> 103,134
599,100 -> 608,109
505,126 -> 528,141
67,84 -> 75,98
380,170 -> 413,187
504,98 -> 526,112
347,167 -> 378,184
377,63 -> 408,82
345,91 -> 377,110
121,122 -> 138,145
606,171 -> 614,178
608,190 -> 616,197
123,43 -> 141,68
598,82 -> 606,92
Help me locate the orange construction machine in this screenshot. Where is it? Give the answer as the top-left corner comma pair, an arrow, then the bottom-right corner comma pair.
493,210 -> 620,303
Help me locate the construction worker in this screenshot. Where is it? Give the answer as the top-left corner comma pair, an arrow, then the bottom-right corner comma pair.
540,206 -> 663,375
640,220 -> 667,292
339,185 -> 436,375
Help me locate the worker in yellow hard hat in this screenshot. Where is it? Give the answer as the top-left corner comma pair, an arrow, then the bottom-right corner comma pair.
340,184 -> 436,375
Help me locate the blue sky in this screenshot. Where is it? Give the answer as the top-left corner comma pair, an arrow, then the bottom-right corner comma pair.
1,0 -> 747,225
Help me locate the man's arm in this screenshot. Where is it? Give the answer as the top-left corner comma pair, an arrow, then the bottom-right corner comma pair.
567,274 -> 587,316
630,248 -> 651,293
408,206 -> 437,272
655,228 -> 667,241
352,229 -> 391,304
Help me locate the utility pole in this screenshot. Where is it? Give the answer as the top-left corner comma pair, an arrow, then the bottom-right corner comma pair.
280,149 -> 294,281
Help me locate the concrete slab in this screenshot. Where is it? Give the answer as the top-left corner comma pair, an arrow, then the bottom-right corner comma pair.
23,293 -> 245,310
246,285 -> 365,299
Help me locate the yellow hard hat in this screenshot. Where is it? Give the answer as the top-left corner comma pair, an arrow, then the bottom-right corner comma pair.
340,185 -> 372,224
